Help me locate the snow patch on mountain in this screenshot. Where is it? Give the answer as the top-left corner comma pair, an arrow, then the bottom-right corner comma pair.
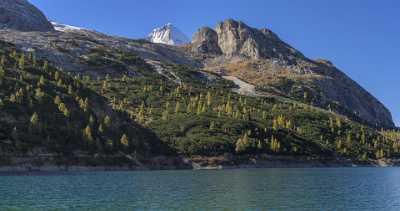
51,22 -> 84,32
148,23 -> 190,46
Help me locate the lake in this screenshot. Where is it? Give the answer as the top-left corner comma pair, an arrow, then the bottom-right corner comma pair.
1,168 -> 400,210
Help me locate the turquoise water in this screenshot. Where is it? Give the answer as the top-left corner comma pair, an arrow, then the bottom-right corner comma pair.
1,168 -> 400,210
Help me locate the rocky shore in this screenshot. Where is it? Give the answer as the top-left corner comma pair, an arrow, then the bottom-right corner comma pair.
1,154 -> 399,173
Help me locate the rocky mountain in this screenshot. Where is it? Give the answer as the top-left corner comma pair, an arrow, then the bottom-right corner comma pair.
1,1 -> 399,168
0,1 -> 393,128
189,19 -> 394,128
148,23 -> 190,46
192,19 -> 303,61
0,0 -> 53,32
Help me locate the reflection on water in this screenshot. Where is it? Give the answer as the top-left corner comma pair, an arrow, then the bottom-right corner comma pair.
1,168 -> 400,210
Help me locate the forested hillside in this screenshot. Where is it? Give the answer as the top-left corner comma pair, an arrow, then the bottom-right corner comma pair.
78,49 -> 400,161
0,38 -> 399,168
0,41 -> 168,166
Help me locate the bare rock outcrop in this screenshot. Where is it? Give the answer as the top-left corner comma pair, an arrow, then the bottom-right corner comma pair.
0,0 -> 53,32
191,27 -> 222,55
214,19 -> 303,61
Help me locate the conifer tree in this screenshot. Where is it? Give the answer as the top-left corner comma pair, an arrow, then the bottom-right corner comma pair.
207,91 -> 212,106
54,96 -> 61,105
89,115 -> 95,125
42,61 -> 48,72
79,98 -> 89,112
346,133 -> 352,145
186,102 -> 192,113
18,54 -> 25,70
285,120 -> 292,129
83,125 -> 93,141
201,103 -> 207,113
225,101 -> 232,114
0,66 -> 5,82
336,139 -> 342,151
257,140 -> 263,151
375,149 -> 384,159
35,88 -> 45,101
57,79 -> 63,87
162,110 -> 169,121
361,152 -> 368,161
54,71 -> 60,81
9,94 -> 16,103
0,55 -> 5,66
272,118 -> 278,130
102,80 -> 108,92
360,127 -> 366,145
68,85 -> 74,95
106,139 -> 113,148
63,108 -> 70,118
209,121 -> 215,130
196,102 -> 202,115
175,101 -> 180,114
30,112 -> 39,126
120,134 -> 129,147
336,117 -> 342,129
329,117 -> 334,133
103,115 -> 111,127
122,74 -> 128,82
98,124 -> 104,134
270,136 -> 281,152
58,103 -> 66,113
32,53 -> 37,68
262,111 -> 267,120
235,137 -> 246,153
235,134 -> 250,153
38,75 -> 45,86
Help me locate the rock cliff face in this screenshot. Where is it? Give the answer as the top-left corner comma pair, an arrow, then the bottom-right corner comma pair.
312,61 -> 394,127
213,19 -> 303,61
191,27 -> 221,55
190,19 -> 394,128
0,0 -> 53,32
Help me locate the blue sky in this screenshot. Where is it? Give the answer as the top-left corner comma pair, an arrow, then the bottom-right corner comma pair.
31,0 -> 400,126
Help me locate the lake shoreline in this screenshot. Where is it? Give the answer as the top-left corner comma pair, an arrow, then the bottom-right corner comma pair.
1,154 -> 399,173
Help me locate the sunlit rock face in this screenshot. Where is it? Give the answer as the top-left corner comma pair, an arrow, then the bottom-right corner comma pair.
191,27 -> 222,55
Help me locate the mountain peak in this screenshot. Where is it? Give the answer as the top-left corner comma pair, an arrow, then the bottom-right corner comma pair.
218,19 -> 248,28
0,0 -> 54,32
148,23 -> 190,46
191,19 -> 302,61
